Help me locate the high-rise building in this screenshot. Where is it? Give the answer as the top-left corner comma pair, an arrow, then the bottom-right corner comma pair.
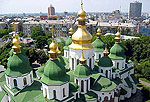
48,5 -> 55,18
129,1 -> 142,18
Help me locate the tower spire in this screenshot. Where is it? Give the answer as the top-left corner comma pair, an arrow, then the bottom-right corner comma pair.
12,24 -> 21,54
115,21 -> 121,43
69,18 -> 74,37
97,20 -> 101,38
49,25 -> 58,60
81,0 -> 83,9
104,44 -> 109,57
79,50 -> 86,65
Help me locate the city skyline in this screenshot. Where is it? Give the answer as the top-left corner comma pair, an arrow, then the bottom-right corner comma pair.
0,0 -> 150,14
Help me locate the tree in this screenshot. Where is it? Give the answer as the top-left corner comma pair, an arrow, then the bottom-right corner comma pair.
2,35 -> 12,41
35,36 -> 48,49
0,28 -> 11,38
24,47 -> 38,64
36,50 -> 49,65
31,26 -> 45,40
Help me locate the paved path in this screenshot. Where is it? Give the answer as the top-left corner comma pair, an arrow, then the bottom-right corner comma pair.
121,89 -> 143,102
139,80 -> 150,86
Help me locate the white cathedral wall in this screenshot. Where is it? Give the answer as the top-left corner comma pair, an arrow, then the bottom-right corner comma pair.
99,66 -> 112,79
91,90 -> 115,102
74,77 -> 90,94
5,71 -> 33,90
64,50 -> 69,58
69,48 -> 94,70
42,82 -> 69,101
112,59 -> 126,70
94,52 -> 103,60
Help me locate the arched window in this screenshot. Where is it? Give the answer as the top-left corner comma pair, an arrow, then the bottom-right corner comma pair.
23,77 -> 27,86
87,80 -> 88,91
63,88 -> 65,97
76,79 -> 78,85
72,58 -> 74,70
77,59 -> 79,65
53,90 -> 56,98
81,80 -> 84,92
89,59 -> 92,68
76,93 -> 78,99
101,69 -> 103,73
30,74 -> 32,83
66,52 -> 67,57
104,96 -> 108,101
117,62 -> 119,69
106,70 -> 108,78
14,79 -> 17,87
99,54 -> 101,59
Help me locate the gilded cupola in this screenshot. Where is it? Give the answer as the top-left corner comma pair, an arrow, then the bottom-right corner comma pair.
12,24 -> 21,54
69,0 -> 93,50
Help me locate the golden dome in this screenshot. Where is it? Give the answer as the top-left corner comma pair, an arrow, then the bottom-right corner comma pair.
79,50 -> 86,65
115,31 -> 121,43
97,28 -> 101,37
69,28 -> 74,36
104,45 -> 109,57
49,40 -> 57,52
69,0 -> 93,50
57,46 -> 61,57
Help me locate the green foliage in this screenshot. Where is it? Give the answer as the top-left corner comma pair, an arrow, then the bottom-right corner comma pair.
141,86 -> 150,101
0,41 -> 12,68
36,50 -> 49,65
35,36 -> 48,49
2,34 -> 12,41
0,28 -> 11,38
31,26 -> 45,40
58,42 -> 65,56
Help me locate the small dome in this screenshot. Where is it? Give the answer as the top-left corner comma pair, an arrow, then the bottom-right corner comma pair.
92,38 -> 105,52
74,64 -> 91,77
6,53 -> 32,76
109,43 -> 125,59
65,37 -> 72,46
49,41 -> 57,52
98,57 -> 113,67
78,9 -> 86,18
41,59 -> 69,85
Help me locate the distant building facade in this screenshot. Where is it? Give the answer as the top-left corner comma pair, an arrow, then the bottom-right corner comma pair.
0,22 -> 6,29
48,5 -> 55,18
129,1 -> 142,18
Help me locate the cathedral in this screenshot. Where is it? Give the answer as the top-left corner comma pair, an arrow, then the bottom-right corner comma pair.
0,1 -> 138,102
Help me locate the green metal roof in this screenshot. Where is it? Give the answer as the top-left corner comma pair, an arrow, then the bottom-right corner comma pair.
69,82 -> 79,93
0,89 -> 6,101
80,91 -> 98,101
63,37 -> 72,50
124,77 -> 133,88
91,76 -> 117,92
92,37 -> 105,52
109,43 -> 126,60
67,70 -> 74,82
119,67 -> 134,75
130,74 -> 138,84
6,53 -> 33,76
41,59 -> 69,85
36,66 -> 44,74
98,57 -> 113,67
120,88 -> 127,95
112,77 -> 122,85
74,64 -> 91,78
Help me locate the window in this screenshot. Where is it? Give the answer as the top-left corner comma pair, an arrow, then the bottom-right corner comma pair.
106,70 -> 108,78
87,80 -> 88,91
45,88 -> 47,98
101,69 -> 103,73
63,88 -> 65,97
81,80 -> 84,92
53,90 -> 56,98
14,79 -> 17,87
30,74 -> 32,83
23,77 -> 27,86
104,96 -> 108,101
117,62 -> 119,69
76,79 -> 78,85
66,52 -> 67,57
77,59 -> 79,65
89,59 -> 92,68
72,58 -> 74,70
99,54 -> 101,59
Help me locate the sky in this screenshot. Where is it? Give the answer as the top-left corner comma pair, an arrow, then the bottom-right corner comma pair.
0,0 -> 150,14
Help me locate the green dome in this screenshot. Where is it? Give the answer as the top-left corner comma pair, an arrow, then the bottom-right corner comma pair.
63,37 -> 72,50
36,66 -> 44,74
9,48 -> 26,57
92,38 -> 105,52
41,59 -> 69,85
109,43 -> 126,59
98,57 -> 113,67
74,64 -> 91,77
6,53 -> 32,76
